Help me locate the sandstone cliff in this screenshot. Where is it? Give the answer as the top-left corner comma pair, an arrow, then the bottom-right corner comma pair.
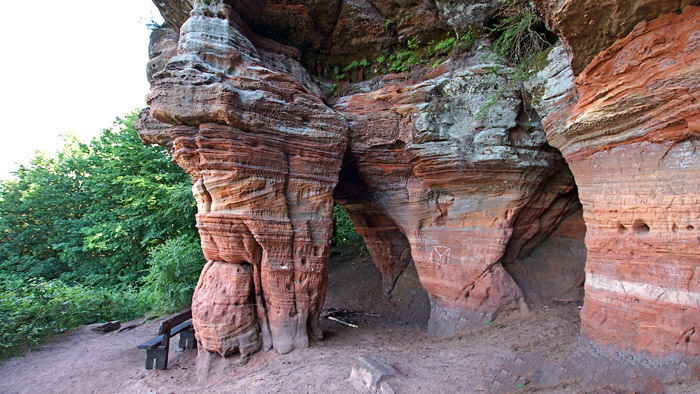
139,0 -> 700,375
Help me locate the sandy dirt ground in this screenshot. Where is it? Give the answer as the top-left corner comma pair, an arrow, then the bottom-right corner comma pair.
1,255 -> 699,393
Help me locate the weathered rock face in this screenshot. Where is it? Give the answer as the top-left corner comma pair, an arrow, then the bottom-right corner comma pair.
142,1 -> 348,355
536,0 -> 700,74
534,6 -> 700,357
334,48 -> 579,335
142,0 -> 583,349
150,0 -> 501,76
142,0 -> 700,368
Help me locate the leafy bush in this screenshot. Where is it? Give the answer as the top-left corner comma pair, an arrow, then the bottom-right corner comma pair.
0,112 -> 197,287
0,111 -> 204,358
0,278 -> 146,358
329,31 -> 475,85
140,234 -> 205,314
332,205 -> 365,256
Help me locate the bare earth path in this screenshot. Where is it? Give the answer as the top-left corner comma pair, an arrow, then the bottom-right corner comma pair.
1,256 -> 699,393
0,307 -> 577,394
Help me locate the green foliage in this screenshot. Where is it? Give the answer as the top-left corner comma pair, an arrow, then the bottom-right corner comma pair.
329,31 -> 476,86
0,111 -> 204,358
428,32 -> 475,58
407,36 -> 421,50
430,37 -> 456,55
342,59 -> 370,73
332,205 -> 364,256
387,50 -> 421,73
490,4 -> 549,65
0,277 -> 146,358
0,112 -> 197,287
333,65 -> 347,81
333,59 -> 371,81
383,18 -> 396,31
474,2 -> 554,118
140,234 -> 205,314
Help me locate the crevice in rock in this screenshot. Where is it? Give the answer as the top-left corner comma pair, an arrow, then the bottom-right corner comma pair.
333,152 -> 415,297
502,104 -> 587,308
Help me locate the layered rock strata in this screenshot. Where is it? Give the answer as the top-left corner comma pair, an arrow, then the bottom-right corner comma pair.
141,1 -> 347,355
334,49 -> 578,335
140,0 -> 583,354
141,0 -> 700,366
536,0 -> 700,74
533,6 -> 700,357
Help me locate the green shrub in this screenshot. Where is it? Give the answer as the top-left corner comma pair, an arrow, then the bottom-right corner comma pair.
0,278 -> 146,358
0,112 -> 196,287
330,31 -> 476,85
140,234 -> 205,314
332,205 -> 365,256
0,111 -> 201,359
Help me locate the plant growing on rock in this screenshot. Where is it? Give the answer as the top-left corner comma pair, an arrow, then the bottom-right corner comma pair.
490,0 -> 550,65
330,31 -> 477,87
475,0 -> 555,118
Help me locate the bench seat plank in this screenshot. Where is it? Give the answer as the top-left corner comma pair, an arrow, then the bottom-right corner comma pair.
137,309 -> 195,370
170,320 -> 193,337
137,334 -> 165,350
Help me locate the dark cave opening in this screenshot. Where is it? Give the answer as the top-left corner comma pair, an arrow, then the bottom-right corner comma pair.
325,153 -> 431,329
503,153 -> 587,310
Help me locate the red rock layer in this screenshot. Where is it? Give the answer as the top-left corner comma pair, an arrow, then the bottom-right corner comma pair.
142,0 -> 700,355
140,2 -> 347,355
536,0 -> 699,74
334,56 -> 574,335
191,261 -> 260,358
539,6 -> 700,356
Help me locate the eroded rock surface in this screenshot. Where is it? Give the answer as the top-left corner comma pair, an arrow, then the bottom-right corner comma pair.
536,0 -> 700,74
334,48 -> 577,335
534,6 -> 700,357
141,0 -> 583,350
142,1 -> 347,355
140,0 -> 700,376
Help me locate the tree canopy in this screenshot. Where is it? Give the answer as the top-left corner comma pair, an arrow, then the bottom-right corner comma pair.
0,113 -> 197,287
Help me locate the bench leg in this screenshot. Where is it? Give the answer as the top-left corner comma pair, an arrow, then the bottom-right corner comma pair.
179,329 -> 197,351
145,347 -> 168,370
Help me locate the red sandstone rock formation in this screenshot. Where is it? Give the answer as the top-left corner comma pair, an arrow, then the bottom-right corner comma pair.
333,52 -> 578,335
536,0 -> 700,74
534,5 -> 700,357
141,1 -> 348,355
141,0 -> 582,349
141,0 -> 700,371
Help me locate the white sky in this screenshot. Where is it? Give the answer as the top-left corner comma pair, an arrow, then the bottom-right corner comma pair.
0,1 -> 164,178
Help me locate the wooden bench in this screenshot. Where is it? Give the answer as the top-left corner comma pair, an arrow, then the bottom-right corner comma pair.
137,310 -> 196,370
